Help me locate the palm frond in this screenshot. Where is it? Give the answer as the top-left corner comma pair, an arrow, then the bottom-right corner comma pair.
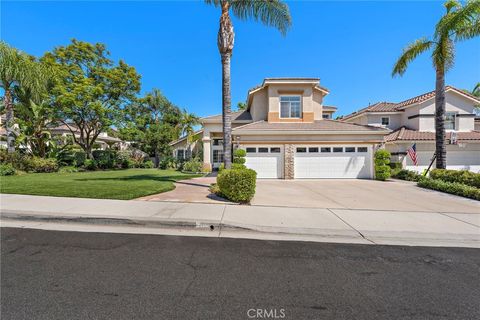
392,38 -> 434,77
435,0 -> 480,39
229,0 -> 292,35
432,35 -> 455,72
455,16 -> 480,40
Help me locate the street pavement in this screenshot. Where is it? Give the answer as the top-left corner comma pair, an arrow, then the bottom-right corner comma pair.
1,228 -> 479,320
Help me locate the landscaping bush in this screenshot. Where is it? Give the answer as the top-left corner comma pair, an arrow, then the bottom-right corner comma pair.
0,163 -> 16,176
219,162 -> 245,171
233,148 -> 247,164
59,166 -> 79,173
429,169 -> 480,188
142,160 -> 155,169
0,150 -> 26,169
217,168 -> 257,203
158,156 -> 177,170
22,157 -> 59,173
374,149 -> 391,181
418,178 -> 480,201
83,159 -> 97,170
392,169 -> 422,182
182,158 -> 202,172
73,151 -> 87,167
389,162 -> 403,170
93,150 -> 117,169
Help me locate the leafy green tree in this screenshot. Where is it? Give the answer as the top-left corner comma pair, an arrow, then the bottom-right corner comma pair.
469,83 -> 480,97
178,109 -> 200,159
42,39 -> 141,158
205,0 -> 291,169
0,41 -> 50,153
392,0 -> 480,169
236,101 -> 247,111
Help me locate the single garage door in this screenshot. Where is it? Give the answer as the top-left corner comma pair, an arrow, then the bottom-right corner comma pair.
294,145 -> 373,179
407,150 -> 480,173
244,146 -> 284,179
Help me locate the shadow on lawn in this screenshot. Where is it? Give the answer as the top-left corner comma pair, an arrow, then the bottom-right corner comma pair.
73,174 -> 197,182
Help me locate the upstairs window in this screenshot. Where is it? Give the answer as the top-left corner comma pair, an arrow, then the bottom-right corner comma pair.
381,117 -> 390,126
280,96 -> 301,118
445,112 -> 456,130
322,114 -> 330,119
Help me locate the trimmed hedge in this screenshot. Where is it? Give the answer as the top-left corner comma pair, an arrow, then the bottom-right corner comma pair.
233,149 -> 247,164
392,169 -> 422,182
429,169 -> 480,188
418,178 -> 480,201
0,163 -> 16,176
22,157 -> 59,173
374,149 -> 391,181
217,168 -> 257,203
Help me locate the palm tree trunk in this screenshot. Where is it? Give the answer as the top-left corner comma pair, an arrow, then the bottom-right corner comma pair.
4,89 -> 16,154
435,69 -> 447,169
218,1 -> 234,169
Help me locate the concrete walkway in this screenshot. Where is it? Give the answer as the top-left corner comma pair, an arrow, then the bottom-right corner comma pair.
1,193 -> 479,248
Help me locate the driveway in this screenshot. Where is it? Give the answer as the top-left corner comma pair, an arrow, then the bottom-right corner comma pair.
252,179 -> 480,213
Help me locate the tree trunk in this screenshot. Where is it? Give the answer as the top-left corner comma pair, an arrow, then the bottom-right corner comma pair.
218,1 -> 234,169
435,69 -> 447,169
154,148 -> 160,168
4,89 -> 16,154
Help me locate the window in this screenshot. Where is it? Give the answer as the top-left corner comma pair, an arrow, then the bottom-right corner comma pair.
381,117 -> 390,126
246,147 -> 256,153
213,139 -> 223,146
308,147 -> 319,153
445,112 -> 456,130
296,147 -> 307,153
270,147 -> 281,153
280,96 -> 301,118
345,147 -> 355,153
176,149 -> 185,160
322,114 -> 330,119
258,147 -> 269,153
213,150 -> 224,163
357,147 -> 368,153
333,147 -> 343,153
321,147 -> 331,153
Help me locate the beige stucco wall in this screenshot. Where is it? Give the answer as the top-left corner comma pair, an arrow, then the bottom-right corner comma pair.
250,88 -> 268,122
236,133 -> 385,143
366,114 -> 402,130
312,90 -> 324,120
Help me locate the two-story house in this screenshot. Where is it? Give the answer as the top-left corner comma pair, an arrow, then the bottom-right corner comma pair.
172,78 -> 389,179
342,86 -> 480,173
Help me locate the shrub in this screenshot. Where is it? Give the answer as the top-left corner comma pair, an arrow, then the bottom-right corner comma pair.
429,169 -> 480,188
59,166 -> 79,173
389,162 -> 403,170
232,163 -> 246,170
23,157 -> 59,173
209,183 -> 221,195
83,159 -> 97,170
0,150 -> 26,169
217,168 -> 257,203
392,169 -> 422,182
218,163 -> 225,172
0,163 -> 16,176
233,148 -> 247,164
142,160 -> 155,169
73,151 -> 87,167
418,178 -> 480,201
182,158 -> 202,172
374,149 -> 391,181
93,150 -> 117,169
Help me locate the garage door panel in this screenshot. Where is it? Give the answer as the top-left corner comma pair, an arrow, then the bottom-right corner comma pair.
244,146 -> 284,179
406,150 -> 480,173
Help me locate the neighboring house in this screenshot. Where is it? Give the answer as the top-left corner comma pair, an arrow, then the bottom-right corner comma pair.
342,86 -> 480,173
169,130 -> 203,161
172,78 -> 389,179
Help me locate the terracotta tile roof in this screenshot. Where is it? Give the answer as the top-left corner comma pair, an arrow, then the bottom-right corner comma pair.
384,127 -> 480,142
233,120 -> 389,132
395,86 -> 480,109
201,110 -> 253,122
342,102 -> 397,120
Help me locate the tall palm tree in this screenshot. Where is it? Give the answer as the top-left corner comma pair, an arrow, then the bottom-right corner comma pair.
0,41 -> 49,153
205,0 -> 291,169
179,110 -> 200,159
392,0 -> 480,169
470,82 -> 480,97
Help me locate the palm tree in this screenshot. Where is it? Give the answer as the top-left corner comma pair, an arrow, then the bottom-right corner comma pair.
205,0 -> 291,169
392,0 -> 480,169
179,110 -> 200,160
0,41 -> 49,153
470,82 -> 480,97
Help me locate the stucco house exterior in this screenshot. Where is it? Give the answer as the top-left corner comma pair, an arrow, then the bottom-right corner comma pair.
342,86 -> 480,173
172,78 -> 389,179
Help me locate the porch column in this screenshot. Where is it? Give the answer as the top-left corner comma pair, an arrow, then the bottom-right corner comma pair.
202,134 -> 212,172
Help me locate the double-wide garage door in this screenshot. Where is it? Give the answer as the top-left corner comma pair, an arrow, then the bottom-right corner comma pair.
294,145 -> 373,179
243,145 -> 373,179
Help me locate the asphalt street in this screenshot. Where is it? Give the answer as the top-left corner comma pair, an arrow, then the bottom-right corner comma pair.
1,227 -> 479,320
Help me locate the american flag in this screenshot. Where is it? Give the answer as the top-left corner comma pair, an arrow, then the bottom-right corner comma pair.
407,143 -> 418,166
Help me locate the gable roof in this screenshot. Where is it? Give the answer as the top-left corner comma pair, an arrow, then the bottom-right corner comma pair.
200,110 -> 252,123
232,119 -> 389,134
169,130 -> 204,146
342,86 -> 480,120
384,127 -> 480,142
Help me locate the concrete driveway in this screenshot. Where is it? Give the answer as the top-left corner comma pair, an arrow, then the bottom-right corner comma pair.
252,179 -> 480,213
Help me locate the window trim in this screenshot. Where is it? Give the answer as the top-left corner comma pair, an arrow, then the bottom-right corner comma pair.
345,147 -> 355,153
270,147 -> 281,153
381,116 -> 390,126
445,112 -> 457,130
357,147 -> 368,153
246,147 -> 257,153
279,95 -> 302,119
258,147 -> 269,153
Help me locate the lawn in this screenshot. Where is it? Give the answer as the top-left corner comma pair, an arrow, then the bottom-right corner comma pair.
0,169 -> 201,200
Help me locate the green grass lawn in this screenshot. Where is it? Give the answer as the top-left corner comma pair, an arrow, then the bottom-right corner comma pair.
0,169 -> 201,200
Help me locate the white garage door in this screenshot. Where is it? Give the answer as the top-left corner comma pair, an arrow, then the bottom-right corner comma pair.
294,145 -> 373,179
407,151 -> 480,173
244,146 -> 284,179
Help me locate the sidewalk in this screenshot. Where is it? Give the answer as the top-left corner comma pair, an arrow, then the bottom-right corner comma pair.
1,194 -> 479,248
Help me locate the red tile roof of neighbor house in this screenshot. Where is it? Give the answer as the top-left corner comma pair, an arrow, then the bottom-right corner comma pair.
233,119 -> 389,132
384,127 -> 480,142
342,86 -> 480,120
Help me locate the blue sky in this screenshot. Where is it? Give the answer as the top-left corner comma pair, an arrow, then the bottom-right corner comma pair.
2,1 -> 479,118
